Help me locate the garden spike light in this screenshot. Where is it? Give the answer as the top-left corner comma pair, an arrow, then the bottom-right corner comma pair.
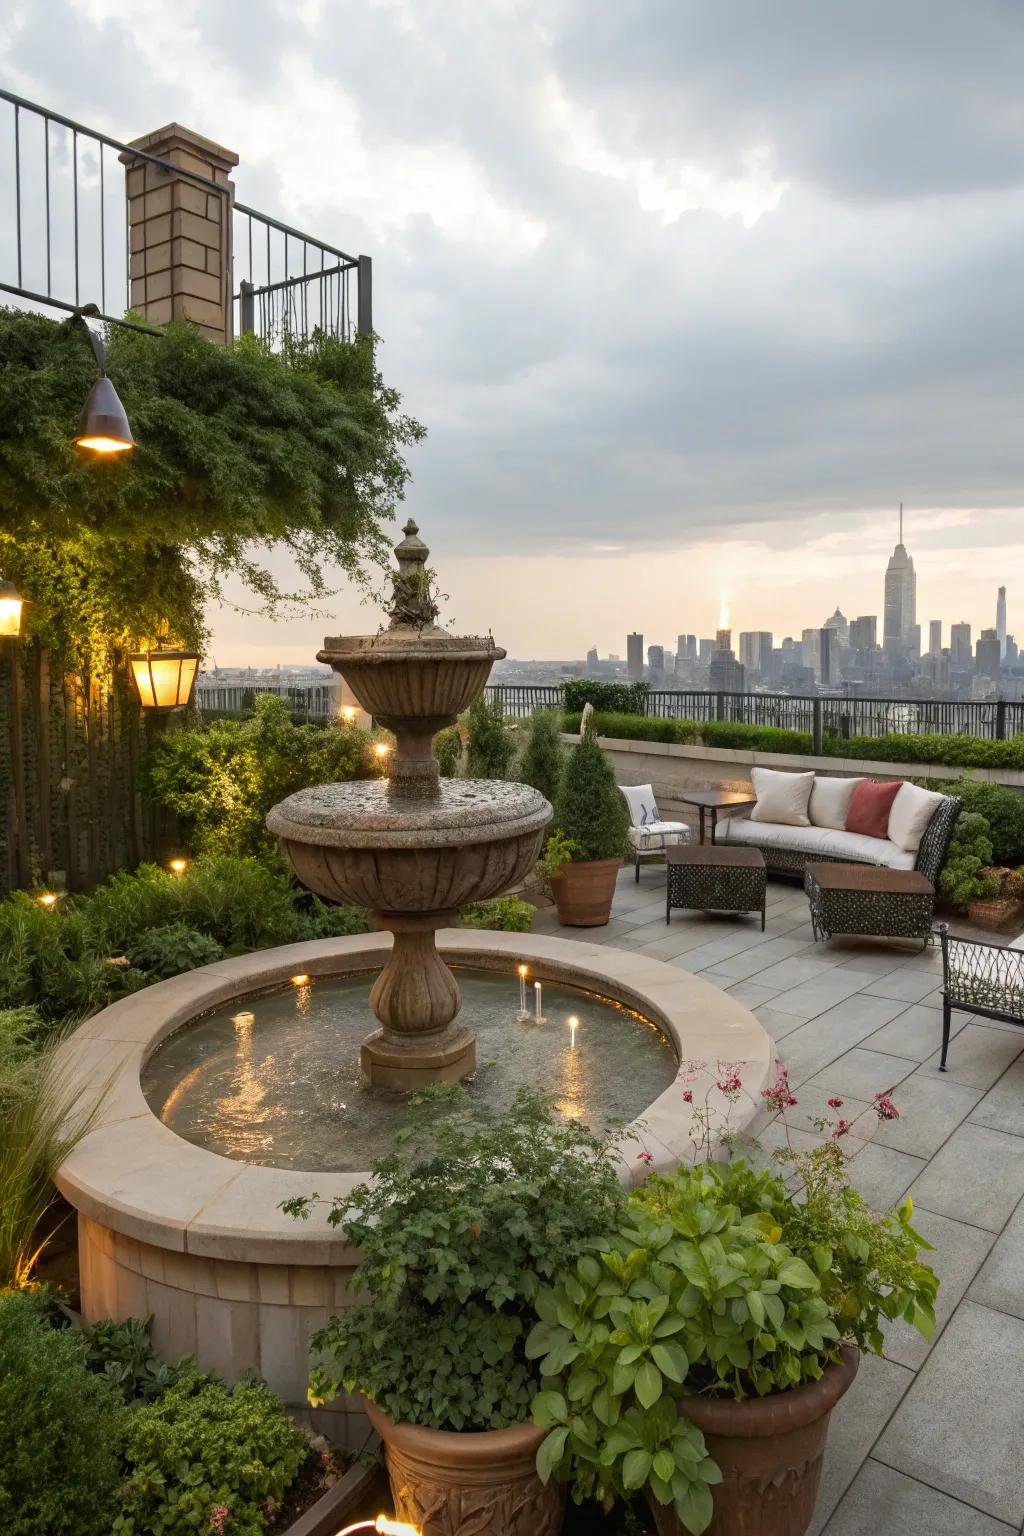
334,1519 -> 421,1536
71,305 -> 135,454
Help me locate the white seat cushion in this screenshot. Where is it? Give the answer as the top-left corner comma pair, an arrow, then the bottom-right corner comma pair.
725,818 -> 916,870
628,821 -> 689,852
809,775 -> 864,830
749,766 -> 815,827
888,782 -> 944,853
620,782 -> 661,828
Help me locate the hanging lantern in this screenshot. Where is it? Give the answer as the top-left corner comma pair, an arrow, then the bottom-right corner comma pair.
129,644 -> 200,711
75,375 -> 135,454
0,579 -> 24,638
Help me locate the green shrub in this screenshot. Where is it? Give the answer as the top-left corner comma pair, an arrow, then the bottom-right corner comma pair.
459,896 -> 535,931
518,710 -> 566,803
701,721 -> 814,754
843,732 -> 1024,769
937,811 -> 998,909
286,1087 -> 626,1432
563,680 -> 649,715
0,1289 -> 125,1536
80,1314 -> 184,1404
466,695 -> 517,778
142,695 -> 383,858
434,724 -> 463,778
932,775 -> 1024,865
556,718 -> 630,862
562,711 -> 699,745
115,1367 -> 306,1536
126,923 -> 225,979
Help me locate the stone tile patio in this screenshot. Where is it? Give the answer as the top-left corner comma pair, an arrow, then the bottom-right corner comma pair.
531,867 -> 1024,1534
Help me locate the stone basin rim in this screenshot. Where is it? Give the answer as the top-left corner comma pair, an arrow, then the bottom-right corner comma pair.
267,779 -> 551,847
53,931 -> 773,1266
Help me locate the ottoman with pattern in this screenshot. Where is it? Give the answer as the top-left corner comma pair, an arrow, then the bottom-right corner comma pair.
804,862 -> 935,943
667,845 -> 767,928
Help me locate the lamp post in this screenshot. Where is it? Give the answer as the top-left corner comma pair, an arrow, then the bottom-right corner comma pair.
68,305 -> 135,454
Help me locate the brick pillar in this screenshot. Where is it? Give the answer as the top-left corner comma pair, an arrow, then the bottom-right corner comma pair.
121,124 -> 238,343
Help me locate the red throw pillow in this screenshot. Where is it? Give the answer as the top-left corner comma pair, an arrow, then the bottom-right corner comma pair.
845,779 -> 903,840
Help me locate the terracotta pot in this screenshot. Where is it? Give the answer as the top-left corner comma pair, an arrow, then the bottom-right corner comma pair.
365,1401 -> 563,1536
552,856 -> 623,926
647,1347 -> 859,1536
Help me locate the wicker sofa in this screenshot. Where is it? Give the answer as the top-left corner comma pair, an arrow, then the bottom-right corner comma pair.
717,784 -> 962,885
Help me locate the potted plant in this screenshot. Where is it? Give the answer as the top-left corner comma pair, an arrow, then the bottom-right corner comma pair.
530,1069 -> 938,1535
967,866 -> 1024,929
283,1086 -> 627,1536
550,712 -> 630,926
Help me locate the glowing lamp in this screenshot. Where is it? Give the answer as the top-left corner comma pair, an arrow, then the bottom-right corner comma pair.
291,974 -> 310,988
36,892 -> 59,909
340,705 -> 357,724
373,741 -> 392,759
130,645 -> 200,711
337,1519 -> 421,1536
0,579 -> 24,638
168,857 -> 188,876
75,375 -> 135,454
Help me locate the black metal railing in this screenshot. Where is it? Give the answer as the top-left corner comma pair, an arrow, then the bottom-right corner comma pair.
484,685 -> 1024,743
0,88 -> 369,343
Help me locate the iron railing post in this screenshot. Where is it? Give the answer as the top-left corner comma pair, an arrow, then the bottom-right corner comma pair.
715,692 -> 726,722
239,278 -> 254,335
996,699 -> 1007,741
357,254 -> 373,334
812,698 -> 823,755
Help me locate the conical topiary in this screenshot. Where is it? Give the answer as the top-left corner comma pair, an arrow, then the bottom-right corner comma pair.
555,715 -> 630,862
518,710 -> 565,805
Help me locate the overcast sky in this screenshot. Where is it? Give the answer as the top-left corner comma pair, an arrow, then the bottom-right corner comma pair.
5,0 -> 1024,661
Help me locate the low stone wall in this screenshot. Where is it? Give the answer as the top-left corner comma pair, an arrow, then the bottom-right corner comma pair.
562,735 -> 1024,831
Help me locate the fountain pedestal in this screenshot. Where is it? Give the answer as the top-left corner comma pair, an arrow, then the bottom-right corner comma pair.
266,520 -> 552,1089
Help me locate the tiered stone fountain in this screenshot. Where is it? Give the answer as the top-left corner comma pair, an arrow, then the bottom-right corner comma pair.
266,519 -> 552,1089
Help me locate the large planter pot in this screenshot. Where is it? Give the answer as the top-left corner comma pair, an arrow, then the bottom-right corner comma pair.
365,1401 -> 563,1536
647,1347 -> 859,1536
967,896 -> 1024,930
552,856 -> 623,926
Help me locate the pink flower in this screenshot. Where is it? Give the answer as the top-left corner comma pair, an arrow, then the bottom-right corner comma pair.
874,1094 -> 900,1121
831,1119 -> 853,1140
682,1089 -> 694,1104
761,1070 -> 798,1113
678,1058 -> 706,1084
827,1097 -> 844,1109
636,1150 -> 655,1166
210,1507 -> 231,1536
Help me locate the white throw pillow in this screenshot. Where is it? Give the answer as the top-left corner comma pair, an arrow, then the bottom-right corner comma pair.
749,767 -> 815,827
808,775 -> 865,831
887,781 -> 945,853
620,782 -> 661,828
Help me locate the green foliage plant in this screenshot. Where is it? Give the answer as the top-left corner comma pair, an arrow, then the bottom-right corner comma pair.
80,1313 -> 184,1404
518,709 -> 566,804
556,716 -> 631,863
534,829 -> 584,897
114,1367 -> 307,1536
284,1087 -> 627,1432
936,811 -> 998,908
561,712 -> 702,746
434,723 -> 464,777
932,775 -> 1024,864
143,695 -> 383,858
126,923 -> 224,979
458,896 -> 536,931
465,695 -> 517,779
0,1289 -> 125,1536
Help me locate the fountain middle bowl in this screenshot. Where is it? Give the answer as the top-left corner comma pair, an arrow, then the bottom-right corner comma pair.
266,778 -> 552,910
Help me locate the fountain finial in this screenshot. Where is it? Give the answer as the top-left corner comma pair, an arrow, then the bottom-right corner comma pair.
388,519 -> 440,632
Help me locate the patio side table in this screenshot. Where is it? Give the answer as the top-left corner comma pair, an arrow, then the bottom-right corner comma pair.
804,863 -> 935,944
667,845 -> 767,928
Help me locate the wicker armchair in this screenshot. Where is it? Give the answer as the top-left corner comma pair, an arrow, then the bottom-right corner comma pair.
937,922 -> 1024,1070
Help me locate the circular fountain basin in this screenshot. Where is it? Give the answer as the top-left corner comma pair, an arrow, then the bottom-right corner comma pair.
54,930 -> 772,1437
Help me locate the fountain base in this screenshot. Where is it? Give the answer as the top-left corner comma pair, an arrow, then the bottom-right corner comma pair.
361,1023 -> 477,1091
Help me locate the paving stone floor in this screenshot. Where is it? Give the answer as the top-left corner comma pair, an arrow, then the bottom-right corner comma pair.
531,866 -> 1024,1535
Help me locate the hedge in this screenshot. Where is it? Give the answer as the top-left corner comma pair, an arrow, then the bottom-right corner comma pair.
562,679 -> 650,715
561,712 -> 1024,771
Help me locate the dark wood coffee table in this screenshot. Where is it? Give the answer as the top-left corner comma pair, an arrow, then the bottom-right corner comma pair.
804,863 -> 935,944
679,788 -> 757,845
667,845 -> 767,928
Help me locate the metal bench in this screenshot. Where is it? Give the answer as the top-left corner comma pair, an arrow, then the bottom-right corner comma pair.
937,923 -> 1024,1070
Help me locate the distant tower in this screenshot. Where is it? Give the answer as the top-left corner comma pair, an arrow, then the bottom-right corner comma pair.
626,632 -> 644,681
997,586 -> 1007,660
928,619 -> 942,657
884,503 -> 916,656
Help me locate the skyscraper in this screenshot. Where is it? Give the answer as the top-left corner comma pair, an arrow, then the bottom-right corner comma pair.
822,608 -> 849,648
883,505 -> 916,656
647,644 -> 666,676
997,586 -> 1007,660
850,615 -> 878,653
928,620 -> 942,657
976,628 -> 1000,681
950,622 -> 972,669
739,632 -> 773,673
626,632 -> 644,681
818,628 -> 835,687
